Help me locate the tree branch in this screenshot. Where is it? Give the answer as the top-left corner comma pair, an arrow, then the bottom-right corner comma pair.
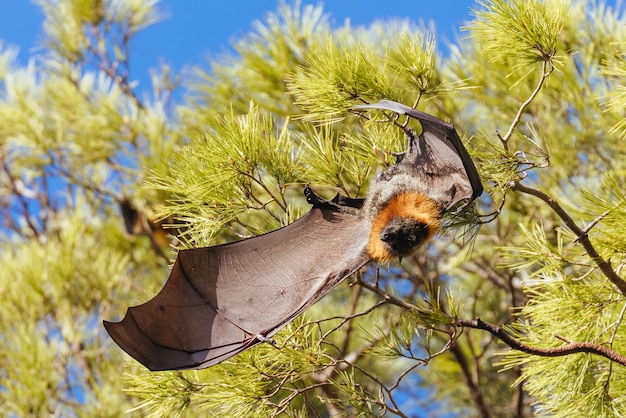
449,343 -> 493,418
513,182 -> 626,296
455,318 -> 626,367
498,60 -> 553,148
0,153 -> 41,238
359,275 -> 626,371
357,278 -> 422,312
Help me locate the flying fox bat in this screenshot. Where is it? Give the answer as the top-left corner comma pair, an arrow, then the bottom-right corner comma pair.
104,100 -> 483,371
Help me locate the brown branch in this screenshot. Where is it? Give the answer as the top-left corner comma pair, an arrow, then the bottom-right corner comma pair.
341,358 -> 409,418
87,24 -> 144,110
513,182 -> 626,296
498,60 -> 553,149
455,318 -> 626,367
357,278 -> 421,312
513,366 -> 526,418
360,273 -> 626,367
267,381 -> 334,417
449,344 -> 493,418
339,283 -> 362,355
314,385 -> 344,418
360,275 -> 626,369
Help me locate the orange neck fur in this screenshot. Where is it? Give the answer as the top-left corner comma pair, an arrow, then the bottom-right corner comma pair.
367,192 -> 442,263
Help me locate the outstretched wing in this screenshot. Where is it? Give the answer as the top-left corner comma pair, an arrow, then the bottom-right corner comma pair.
104,192 -> 370,371
355,100 -> 483,210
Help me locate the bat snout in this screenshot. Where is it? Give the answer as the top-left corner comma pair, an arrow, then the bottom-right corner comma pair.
379,218 -> 429,258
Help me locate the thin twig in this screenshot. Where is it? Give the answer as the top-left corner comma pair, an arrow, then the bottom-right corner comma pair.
605,300 -> 626,390
339,284 -> 362,355
449,343 -> 492,418
499,61 -> 553,148
478,190 -> 507,224
513,182 -> 626,296
345,360 -> 409,418
359,276 -> 626,367
357,278 -> 421,312
574,210 -> 610,243
1,155 -> 40,238
241,170 -> 288,213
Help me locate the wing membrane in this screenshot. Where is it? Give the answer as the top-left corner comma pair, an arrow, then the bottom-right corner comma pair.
105,201 -> 370,370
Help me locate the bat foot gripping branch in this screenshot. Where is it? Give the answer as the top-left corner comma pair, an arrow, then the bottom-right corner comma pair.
254,333 -> 276,345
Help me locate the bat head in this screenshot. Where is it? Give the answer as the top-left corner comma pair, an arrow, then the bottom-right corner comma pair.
367,191 -> 442,263
379,217 -> 429,260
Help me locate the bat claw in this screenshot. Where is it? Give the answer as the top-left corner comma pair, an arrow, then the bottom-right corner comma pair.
304,185 -> 340,210
254,334 -> 276,346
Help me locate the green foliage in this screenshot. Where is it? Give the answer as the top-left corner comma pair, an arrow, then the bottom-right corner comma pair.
446,0 -> 626,416
467,0 -> 566,74
150,103 -> 305,244
180,1 -> 329,123
288,24 -> 448,122
499,274 -> 626,417
0,0 -> 174,415
386,32 -> 437,93
290,35 -> 396,121
122,295 -> 402,417
2,0 -> 626,417
600,41 -> 626,138
0,197 -> 163,416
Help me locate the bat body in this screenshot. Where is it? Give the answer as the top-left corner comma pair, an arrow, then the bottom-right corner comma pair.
356,100 -> 483,262
104,100 -> 483,371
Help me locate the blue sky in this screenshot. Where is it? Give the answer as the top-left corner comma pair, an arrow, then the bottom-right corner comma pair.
0,0 -> 623,415
0,0 -> 477,94
0,1 -> 624,97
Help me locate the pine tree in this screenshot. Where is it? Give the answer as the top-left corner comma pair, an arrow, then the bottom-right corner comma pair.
1,0 -> 624,417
